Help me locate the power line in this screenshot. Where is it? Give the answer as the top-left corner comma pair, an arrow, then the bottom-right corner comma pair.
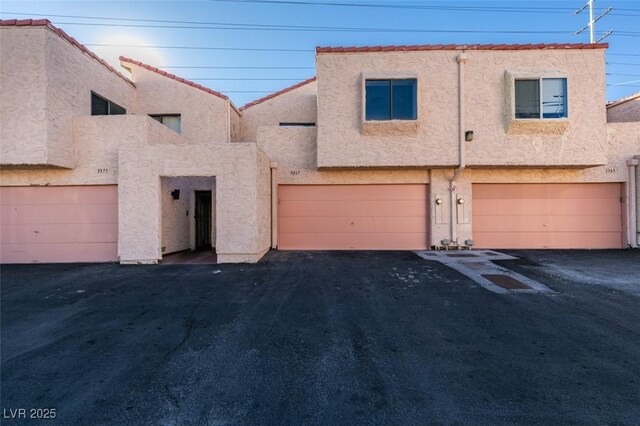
607,72 -> 640,77
49,21 -> 579,35
187,78 -> 310,80
609,53 -> 640,56
159,66 -> 314,69
85,43 -> 313,52
607,62 -> 640,66
208,0 -> 640,14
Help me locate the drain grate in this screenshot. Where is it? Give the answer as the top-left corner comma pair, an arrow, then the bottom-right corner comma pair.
445,253 -> 478,258
482,274 -> 531,290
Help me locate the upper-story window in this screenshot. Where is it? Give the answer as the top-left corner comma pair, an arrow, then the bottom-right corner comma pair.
150,114 -> 182,134
515,78 -> 567,119
365,79 -> 417,121
91,92 -> 126,116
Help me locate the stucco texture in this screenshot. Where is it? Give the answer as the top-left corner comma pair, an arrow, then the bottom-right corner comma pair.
118,143 -> 270,264
161,176 -> 216,255
0,115 -> 185,187
607,97 -> 640,123
316,49 -> 608,168
1,26 -> 135,168
240,80 -> 317,142
124,61 -> 232,143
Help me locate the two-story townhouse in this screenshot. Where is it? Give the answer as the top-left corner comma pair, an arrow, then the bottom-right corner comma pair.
1,19 -> 638,265
256,44 -> 640,252
0,20 -> 270,264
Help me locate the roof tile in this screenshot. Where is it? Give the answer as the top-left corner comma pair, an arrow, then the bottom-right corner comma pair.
240,76 -> 317,110
316,42 -> 608,54
1,18 -> 134,86
119,56 -> 231,101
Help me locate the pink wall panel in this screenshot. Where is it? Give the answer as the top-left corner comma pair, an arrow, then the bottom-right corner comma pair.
473,183 -> 623,249
0,185 -> 118,263
278,184 -> 428,250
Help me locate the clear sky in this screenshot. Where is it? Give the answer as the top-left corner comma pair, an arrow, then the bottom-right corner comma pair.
1,0 -> 639,106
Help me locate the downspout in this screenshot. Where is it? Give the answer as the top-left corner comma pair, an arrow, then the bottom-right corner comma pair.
629,156 -> 640,248
450,53 -> 468,244
270,162 -> 278,249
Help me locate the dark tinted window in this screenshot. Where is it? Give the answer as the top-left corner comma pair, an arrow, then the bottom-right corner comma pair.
392,79 -> 417,120
365,80 -> 391,120
110,102 -> 126,115
365,79 -> 417,121
515,80 -> 540,119
91,92 -> 126,116
91,93 -> 109,116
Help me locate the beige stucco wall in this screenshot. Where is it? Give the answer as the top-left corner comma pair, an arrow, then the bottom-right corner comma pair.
316,49 -> 608,168
125,62 -> 230,143
0,26 -> 135,168
607,97 -> 640,123
241,81 -> 317,142
0,114 -> 184,186
230,107 -> 242,142
258,126 -> 429,184
161,176 -> 216,254
0,27 -> 47,166
118,142 -> 270,264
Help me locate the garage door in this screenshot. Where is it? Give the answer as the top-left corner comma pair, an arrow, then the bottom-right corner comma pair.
0,185 -> 118,263
278,184 -> 428,250
473,183 -> 623,249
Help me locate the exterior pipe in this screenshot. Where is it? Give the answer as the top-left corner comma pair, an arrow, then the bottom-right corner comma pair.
451,53 -> 468,244
270,162 -> 278,249
629,157 -> 640,248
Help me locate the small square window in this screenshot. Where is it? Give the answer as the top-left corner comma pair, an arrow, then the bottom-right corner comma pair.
365,79 -> 417,121
515,78 -> 567,119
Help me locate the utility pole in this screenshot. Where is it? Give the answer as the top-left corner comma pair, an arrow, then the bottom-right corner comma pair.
575,0 -> 613,43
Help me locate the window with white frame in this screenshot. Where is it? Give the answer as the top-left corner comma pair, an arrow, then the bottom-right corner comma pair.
515,78 -> 568,119
150,114 -> 182,134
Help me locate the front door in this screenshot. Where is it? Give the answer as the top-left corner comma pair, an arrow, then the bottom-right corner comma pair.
195,190 -> 212,250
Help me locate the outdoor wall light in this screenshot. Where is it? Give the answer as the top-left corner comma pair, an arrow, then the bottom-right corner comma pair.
457,198 -> 465,204
435,198 -> 443,205
465,130 -> 474,141
171,189 -> 180,200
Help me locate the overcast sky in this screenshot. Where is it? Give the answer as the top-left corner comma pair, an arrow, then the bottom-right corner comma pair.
1,0 -> 639,106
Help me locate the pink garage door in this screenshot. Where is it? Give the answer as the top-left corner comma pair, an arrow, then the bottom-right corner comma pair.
0,185 -> 118,263
278,184 -> 429,250
472,183 -> 623,249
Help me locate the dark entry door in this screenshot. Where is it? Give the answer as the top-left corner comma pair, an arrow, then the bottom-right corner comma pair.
195,191 -> 212,250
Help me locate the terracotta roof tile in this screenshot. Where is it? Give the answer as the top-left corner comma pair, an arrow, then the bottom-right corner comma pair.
316,43 -> 608,54
119,56 -> 232,102
240,77 -> 317,110
1,18 -> 134,86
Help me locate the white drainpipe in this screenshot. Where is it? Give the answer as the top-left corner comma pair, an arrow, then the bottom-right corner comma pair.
450,53 -> 468,244
629,156 -> 640,248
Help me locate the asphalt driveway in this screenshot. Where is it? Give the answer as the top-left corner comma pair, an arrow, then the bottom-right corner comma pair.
1,250 -> 639,425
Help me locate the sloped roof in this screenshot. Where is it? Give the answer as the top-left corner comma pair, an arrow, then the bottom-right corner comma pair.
607,92 -> 640,109
1,19 -> 134,86
316,43 -> 608,54
119,56 -> 231,101
240,77 -> 317,110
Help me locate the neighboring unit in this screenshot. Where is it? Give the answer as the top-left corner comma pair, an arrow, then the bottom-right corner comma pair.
1,19 -> 639,264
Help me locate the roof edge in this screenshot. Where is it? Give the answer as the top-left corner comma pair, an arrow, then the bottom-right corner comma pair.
607,91 -> 640,109
119,56 -> 229,101
240,77 -> 317,110
1,19 -> 134,86
316,43 -> 609,54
